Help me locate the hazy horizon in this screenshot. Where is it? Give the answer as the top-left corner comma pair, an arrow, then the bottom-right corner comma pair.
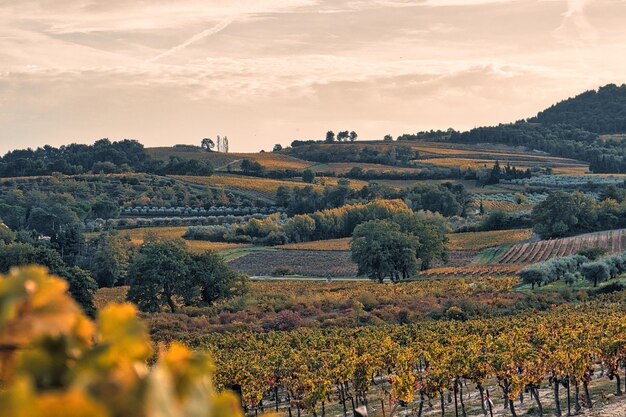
1,0 -> 626,154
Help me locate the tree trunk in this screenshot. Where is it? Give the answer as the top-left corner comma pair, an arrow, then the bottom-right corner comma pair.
509,396 -> 518,417
566,379 -> 571,416
454,382 -> 459,417
574,382 -> 581,414
459,380 -> 467,417
532,386 -> 544,417
339,384 -> 347,416
165,288 -> 176,313
417,391 -> 425,417
583,380 -> 592,408
440,392 -> 445,417
554,378 -> 562,417
614,373 -> 623,396
287,392 -> 293,417
478,384 -> 487,416
486,388 -> 495,417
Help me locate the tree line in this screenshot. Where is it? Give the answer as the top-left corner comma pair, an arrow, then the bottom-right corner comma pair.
275,182 -> 470,217
185,199 -> 449,273
0,138 -> 215,177
529,83 -> 626,134
531,189 -> 626,238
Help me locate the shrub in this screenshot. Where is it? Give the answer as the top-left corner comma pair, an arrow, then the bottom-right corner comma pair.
271,265 -> 293,276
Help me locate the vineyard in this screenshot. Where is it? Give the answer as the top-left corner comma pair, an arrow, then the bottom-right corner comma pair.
470,199 -> 534,212
505,174 -> 626,188
199,303 -> 626,417
174,174 -> 367,201
173,174 -> 320,200
227,249 -> 358,277
499,228 -> 626,264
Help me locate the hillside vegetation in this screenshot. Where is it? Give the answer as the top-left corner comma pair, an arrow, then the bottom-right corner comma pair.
530,83 -> 626,133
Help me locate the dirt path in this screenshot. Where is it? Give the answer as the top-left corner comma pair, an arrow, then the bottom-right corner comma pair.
581,397 -> 626,416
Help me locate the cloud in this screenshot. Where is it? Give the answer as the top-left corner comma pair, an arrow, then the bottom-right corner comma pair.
0,0 -> 626,154
149,17 -> 235,62
553,0 -> 597,44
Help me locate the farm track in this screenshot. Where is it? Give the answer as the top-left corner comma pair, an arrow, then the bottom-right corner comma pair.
419,264 -> 524,278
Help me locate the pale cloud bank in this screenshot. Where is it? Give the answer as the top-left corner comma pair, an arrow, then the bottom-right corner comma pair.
0,0 -> 625,153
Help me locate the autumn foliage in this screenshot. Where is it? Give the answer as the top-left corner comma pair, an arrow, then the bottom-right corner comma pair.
0,266 -> 243,417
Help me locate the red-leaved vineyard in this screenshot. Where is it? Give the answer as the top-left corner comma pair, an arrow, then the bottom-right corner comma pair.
499,228 -> 626,264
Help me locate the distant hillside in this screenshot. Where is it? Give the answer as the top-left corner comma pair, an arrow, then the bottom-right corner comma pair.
448,84 -> 626,173
530,84 -> 626,134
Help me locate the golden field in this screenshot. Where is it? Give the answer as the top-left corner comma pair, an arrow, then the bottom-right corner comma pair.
470,200 -> 535,213
230,152 -> 313,170
447,229 -> 533,251
147,147 -> 312,170
173,174 -> 366,199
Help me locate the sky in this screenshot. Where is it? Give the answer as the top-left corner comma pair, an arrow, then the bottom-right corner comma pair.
0,0 -> 625,154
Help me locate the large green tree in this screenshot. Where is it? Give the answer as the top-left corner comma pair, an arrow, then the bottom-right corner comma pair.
127,239 -> 194,313
127,239 -> 246,312
351,220 -> 421,283
91,232 -> 136,287
190,250 -> 248,304
532,191 -> 597,238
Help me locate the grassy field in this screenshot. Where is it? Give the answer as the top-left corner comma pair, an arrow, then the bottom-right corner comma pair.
226,152 -> 313,170
275,230 -> 534,253
447,229 -> 534,251
147,147 -> 312,170
88,226 -> 247,253
147,147 -> 239,168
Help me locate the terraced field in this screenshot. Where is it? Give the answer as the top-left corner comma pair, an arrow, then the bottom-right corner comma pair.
498,228 -> 626,264
410,141 -> 589,174
174,174 -> 367,201
173,174 -> 319,200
